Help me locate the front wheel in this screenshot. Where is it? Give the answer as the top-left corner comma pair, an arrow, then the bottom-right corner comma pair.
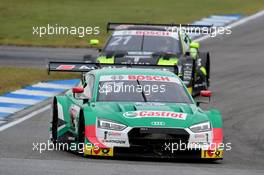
51,101 -> 58,144
78,113 -> 86,155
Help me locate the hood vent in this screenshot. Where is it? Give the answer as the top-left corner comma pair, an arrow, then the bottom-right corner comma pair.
115,103 -> 194,114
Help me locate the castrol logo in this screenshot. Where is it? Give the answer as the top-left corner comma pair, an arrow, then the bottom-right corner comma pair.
123,111 -> 187,120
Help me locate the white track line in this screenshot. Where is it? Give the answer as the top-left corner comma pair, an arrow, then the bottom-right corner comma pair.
210,15 -> 240,20
0,97 -> 39,105
32,82 -> 73,89
0,107 -> 22,113
12,89 -> 58,97
201,18 -> 231,23
195,9 -> 264,42
0,121 -> 7,125
0,105 -> 51,132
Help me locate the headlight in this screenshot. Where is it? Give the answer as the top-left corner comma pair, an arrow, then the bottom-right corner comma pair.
189,121 -> 211,133
97,119 -> 127,131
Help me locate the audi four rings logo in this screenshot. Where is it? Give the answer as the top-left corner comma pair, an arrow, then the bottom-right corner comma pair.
151,121 -> 166,126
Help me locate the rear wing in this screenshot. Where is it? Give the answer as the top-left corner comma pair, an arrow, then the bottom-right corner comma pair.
48,61 -> 178,74
107,22 -> 212,33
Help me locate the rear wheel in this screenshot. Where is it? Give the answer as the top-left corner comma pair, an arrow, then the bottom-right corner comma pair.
192,52 -> 210,96
205,53 -> 210,87
198,52 -> 210,88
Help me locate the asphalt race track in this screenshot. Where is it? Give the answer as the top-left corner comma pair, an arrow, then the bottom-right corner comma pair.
0,15 -> 264,175
0,46 -> 94,68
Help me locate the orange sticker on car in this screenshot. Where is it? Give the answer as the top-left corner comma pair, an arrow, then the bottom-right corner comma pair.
201,150 -> 223,158
84,146 -> 114,157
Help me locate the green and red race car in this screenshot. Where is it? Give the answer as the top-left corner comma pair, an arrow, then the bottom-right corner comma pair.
84,23 -> 211,96
49,61 -> 223,160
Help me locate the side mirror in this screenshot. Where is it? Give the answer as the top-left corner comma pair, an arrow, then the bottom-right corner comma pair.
190,42 -> 200,49
196,90 -> 212,106
72,87 -> 90,102
89,39 -> 99,46
200,90 -> 212,97
72,87 -> 84,94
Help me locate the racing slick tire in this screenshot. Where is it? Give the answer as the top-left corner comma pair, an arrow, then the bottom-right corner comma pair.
51,99 -> 58,144
78,113 -> 86,156
78,113 -> 85,144
192,52 -> 210,96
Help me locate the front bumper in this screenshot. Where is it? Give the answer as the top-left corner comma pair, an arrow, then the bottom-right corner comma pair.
84,145 -> 223,159
84,127 -> 223,159
115,147 -> 223,159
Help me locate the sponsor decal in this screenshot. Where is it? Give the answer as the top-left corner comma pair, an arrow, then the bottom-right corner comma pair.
151,121 -> 166,126
56,65 -> 75,70
93,147 -> 113,156
134,102 -> 165,106
123,111 -> 187,120
113,30 -> 178,39
107,131 -> 122,137
128,75 -> 170,81
102,139 -> 126,144
136,30 -> 171,36
93,147 -> 100,155
189,142 -> 209,147
84,146 -> 114,156
201,150 -> 223,158
104,131 -> 122,140
101,148 -> 111,154
194,133 -> 206,139
55,64 -> 97,71
100,75 -> 180,83
97,128 -> 130,147
79,65 -> 93,70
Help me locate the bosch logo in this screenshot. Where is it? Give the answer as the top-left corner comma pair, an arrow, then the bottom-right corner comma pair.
151,121 -> 165,126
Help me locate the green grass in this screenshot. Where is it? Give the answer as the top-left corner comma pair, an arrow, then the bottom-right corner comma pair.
0,67 -> 80,95
0,0 -> 264,47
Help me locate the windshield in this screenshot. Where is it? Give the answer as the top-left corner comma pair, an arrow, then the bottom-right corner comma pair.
104,30 -> 180,53
97,75 -> 192,103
